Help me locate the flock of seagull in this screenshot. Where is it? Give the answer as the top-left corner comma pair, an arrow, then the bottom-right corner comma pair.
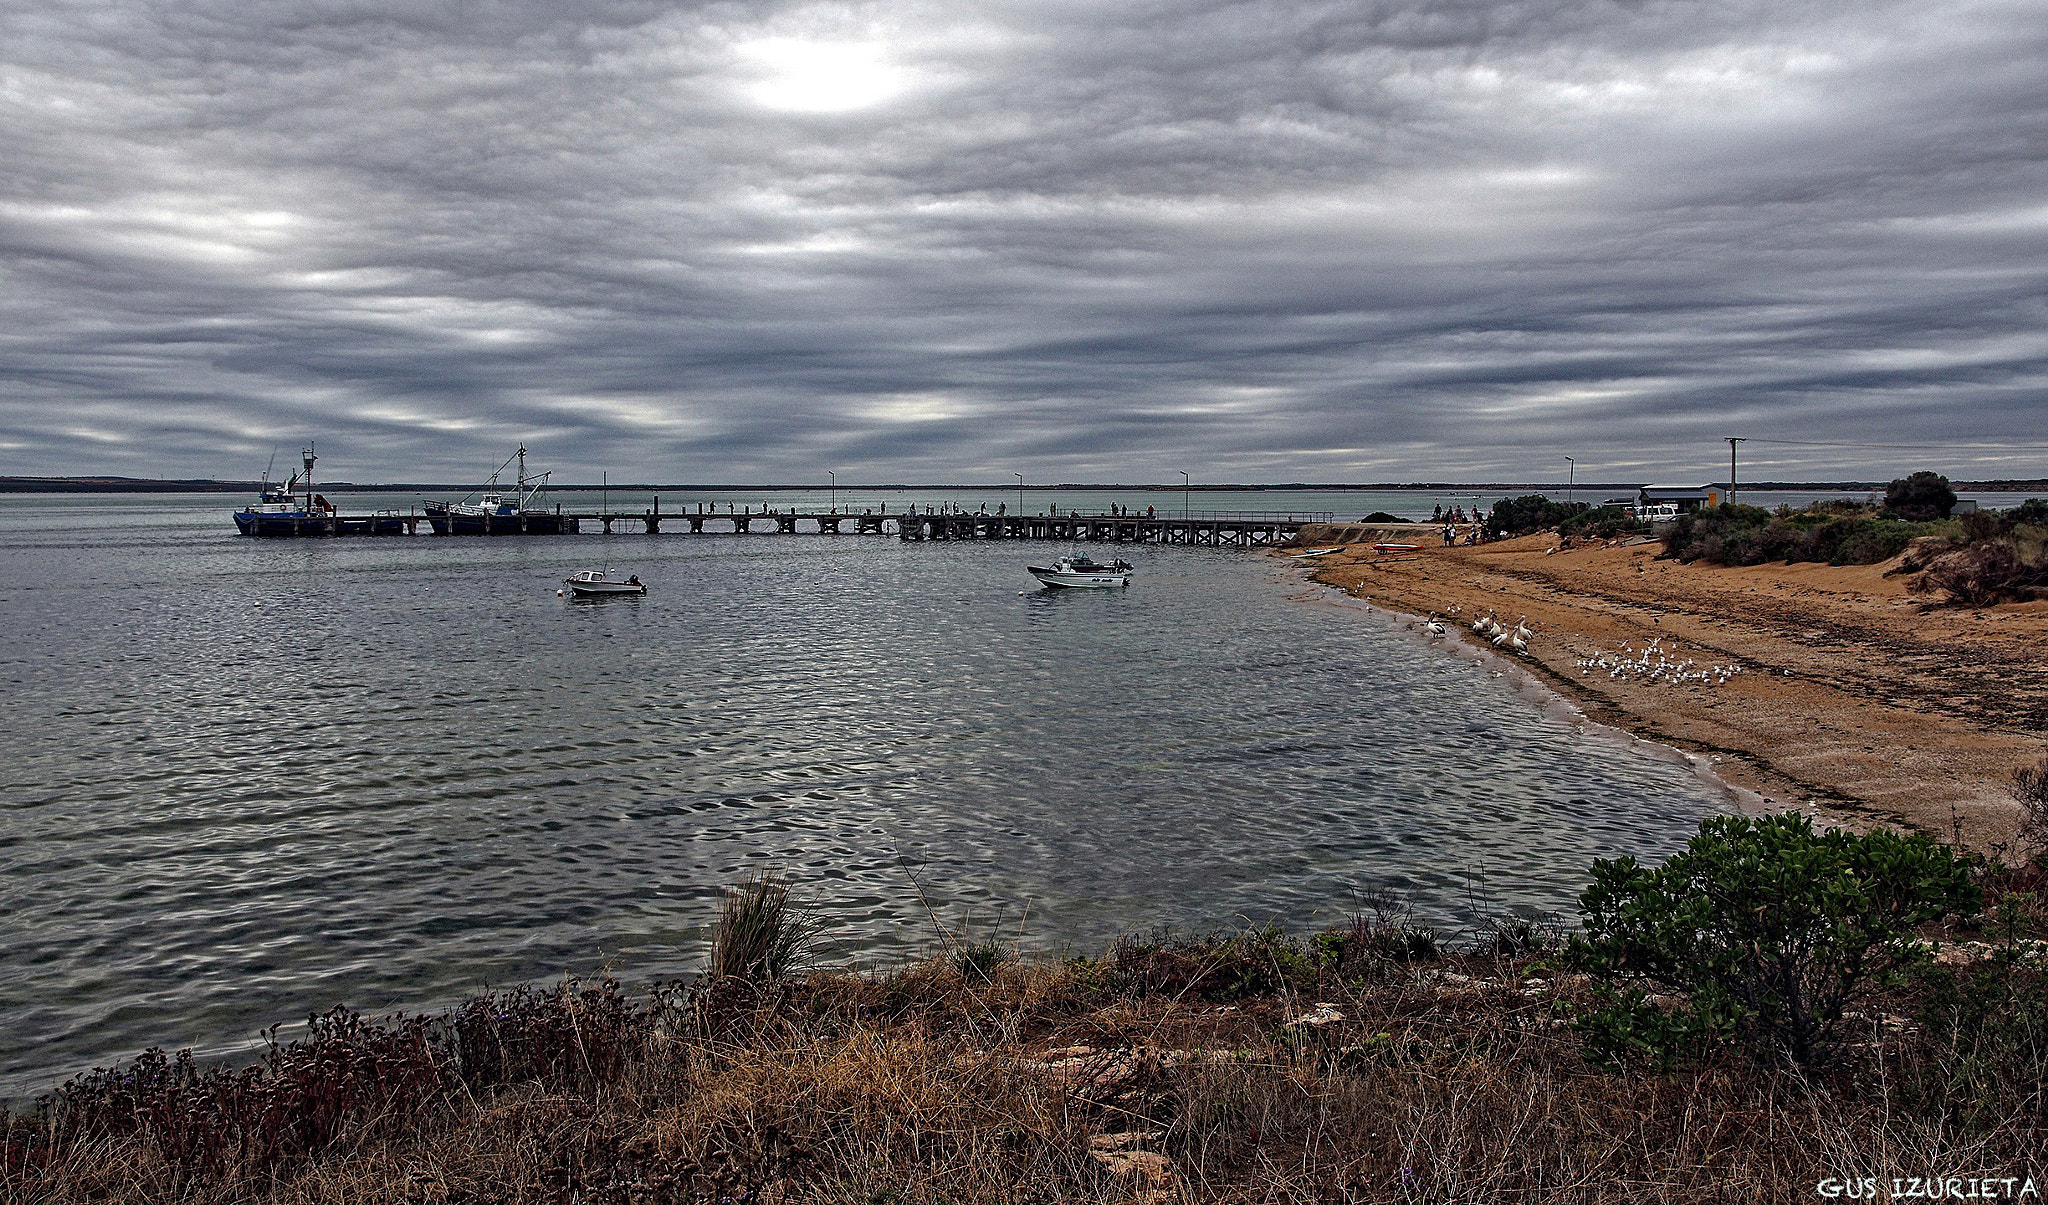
1574,638 -> 1746,689
1409,606 -> 1746,689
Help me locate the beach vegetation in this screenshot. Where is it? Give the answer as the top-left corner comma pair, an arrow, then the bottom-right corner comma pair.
9,820 -> 2046,1204
1361,510 -> 1410,523
707,868 -> 819,983
1556,504 -> 1648,541
1884,471 -> 1959,521
1568,814 -> 1979,1066
1663,502 -> 1950,567
1902,501 -> 2048,605
2011,753 -> 2048,864
1486,493 -> 1588,537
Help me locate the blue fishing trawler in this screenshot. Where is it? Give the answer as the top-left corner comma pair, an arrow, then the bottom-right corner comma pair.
424,445 -> 577,535
233,446 -> 407,537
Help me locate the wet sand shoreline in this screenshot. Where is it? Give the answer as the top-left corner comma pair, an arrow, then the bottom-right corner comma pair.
1281,527 -> 2046,850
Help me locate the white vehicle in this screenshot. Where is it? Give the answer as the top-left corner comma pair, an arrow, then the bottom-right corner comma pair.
564,569 -> 646,596
1027,556 -> 1133,588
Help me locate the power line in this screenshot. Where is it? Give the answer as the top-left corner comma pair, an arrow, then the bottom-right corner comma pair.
1736,434 -> 2048,448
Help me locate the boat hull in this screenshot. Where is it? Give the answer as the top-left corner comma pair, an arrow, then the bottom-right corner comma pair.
425,506 -> 577,535
235,510 -> 407,537
1027,566 -> 1131,588
566,580 -> 646,595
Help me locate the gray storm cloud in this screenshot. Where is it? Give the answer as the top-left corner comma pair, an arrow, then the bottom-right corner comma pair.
1,0 -> 2044,483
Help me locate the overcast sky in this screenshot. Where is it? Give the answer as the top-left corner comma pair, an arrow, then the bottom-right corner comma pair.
2,0 -> 2044,484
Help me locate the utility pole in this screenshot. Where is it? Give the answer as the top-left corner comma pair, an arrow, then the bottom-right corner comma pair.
1726,438 -> 1745,506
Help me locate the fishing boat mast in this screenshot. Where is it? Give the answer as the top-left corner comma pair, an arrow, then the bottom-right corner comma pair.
301,443 -> 316,510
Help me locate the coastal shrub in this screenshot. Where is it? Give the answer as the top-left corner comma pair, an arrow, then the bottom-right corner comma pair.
2014,755 -> 2048,864
1569,814 -> 1980,1066
1476,913 -> 1565,958
1487,494 -> 1587,538
1907,957 -> 2048,1130
1664,504 -> 1946,567
1085,925 -> 1333,1002
708,869 -> 819,984
26,1007 -> 447,1183
1557,505 -> 1648,541
1904,501 -> 2048,605
1885,471 -> 1959,521
1362,510 -> 1410,523
448,977 -> 642,1091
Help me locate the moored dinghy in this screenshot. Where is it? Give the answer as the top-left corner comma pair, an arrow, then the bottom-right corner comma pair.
565,569 -> 646,596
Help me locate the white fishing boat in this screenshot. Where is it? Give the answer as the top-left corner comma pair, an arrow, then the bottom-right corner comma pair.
1027,555 -> 1132,589
426,445 -> 576,535
564,569 -> 646,596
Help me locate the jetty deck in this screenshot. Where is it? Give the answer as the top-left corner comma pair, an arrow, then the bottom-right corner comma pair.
244,502 -> 1335,545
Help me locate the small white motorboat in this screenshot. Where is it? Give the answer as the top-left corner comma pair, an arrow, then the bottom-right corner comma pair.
565,569 -> 646,596
1027,556 -> 1132,588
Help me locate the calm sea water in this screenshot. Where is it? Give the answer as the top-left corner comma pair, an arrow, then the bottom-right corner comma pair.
0,489 -> 1762,1098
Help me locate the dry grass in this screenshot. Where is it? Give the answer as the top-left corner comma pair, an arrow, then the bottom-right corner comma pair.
6,923 -> 2044,1204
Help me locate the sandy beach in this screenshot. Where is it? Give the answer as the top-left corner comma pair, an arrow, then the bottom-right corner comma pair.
1287,526 -> 2046,850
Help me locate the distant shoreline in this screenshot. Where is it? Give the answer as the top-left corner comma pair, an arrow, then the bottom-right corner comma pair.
6,477 -> 2045,494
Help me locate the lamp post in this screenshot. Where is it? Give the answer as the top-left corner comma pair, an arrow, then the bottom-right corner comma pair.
1726,438 -> 1744,507
1180,470 -> 1190,522
1564,456 -> 1575,509
828,469 -> 836,513
1014,472 -> 1024,521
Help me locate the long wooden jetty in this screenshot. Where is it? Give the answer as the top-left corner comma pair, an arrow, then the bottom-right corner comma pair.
251,500 -> 1334,545
573,502 -> 1329,545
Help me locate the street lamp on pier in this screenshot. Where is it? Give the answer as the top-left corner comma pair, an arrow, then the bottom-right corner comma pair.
1014,472 -> 1024,521
828,470 -> 836,513
1180,470 -> 1190,521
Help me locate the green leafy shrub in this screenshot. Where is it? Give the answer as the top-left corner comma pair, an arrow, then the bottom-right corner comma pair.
1487,494 -> 1587,538
1568,814 -> 1980,1066
1664,504 -> 1947,567
1885,471 -> 1958,521
1557,505 -> 1648,541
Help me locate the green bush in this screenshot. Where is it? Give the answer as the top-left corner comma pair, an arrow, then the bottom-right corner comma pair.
1664,504 -> 1948,567
1885,471 -> 1958,521
1568,814 -> 1979,1066
1557,505 -> 1648,541
1487,494 -> 1587,538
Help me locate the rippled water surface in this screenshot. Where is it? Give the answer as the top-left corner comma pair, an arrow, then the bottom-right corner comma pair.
0,492 -> 1733,1097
